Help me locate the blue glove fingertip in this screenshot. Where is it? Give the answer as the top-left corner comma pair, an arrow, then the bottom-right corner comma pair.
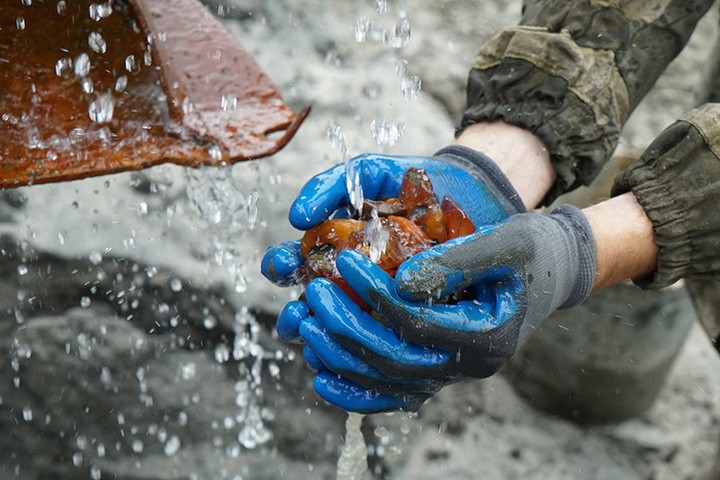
303,345 -> 326,373
261,241 -> 304,287
276,300 -> 310,343
313,373 -> 427,414
335,250 -> 395,303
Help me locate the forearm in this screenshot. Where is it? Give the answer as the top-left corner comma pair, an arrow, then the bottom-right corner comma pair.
455,121 -> 555,210
583,192 -> 658,290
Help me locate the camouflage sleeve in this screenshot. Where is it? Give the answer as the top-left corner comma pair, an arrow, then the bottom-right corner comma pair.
460,0 -> 715,203
612,103 -> 720,290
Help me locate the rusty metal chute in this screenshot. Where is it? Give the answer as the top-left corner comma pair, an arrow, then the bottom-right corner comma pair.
0,0 -> 308,188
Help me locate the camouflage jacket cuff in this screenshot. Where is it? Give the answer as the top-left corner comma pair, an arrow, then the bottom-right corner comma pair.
612,104 -> 720,289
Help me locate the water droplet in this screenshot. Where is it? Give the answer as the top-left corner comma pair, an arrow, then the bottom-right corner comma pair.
383,18 -> 411,48
17,265 -> 28,276
203,316 -> 217,329
164,436 -> 180,456
22,0 -> 32,6
88,251 -> 102,265
179,362 -> 196,380
88,32 -> 107,54
208,145 -> 222,161
362,82 -> 382,99
354,18 -> 372,43
221,94 -> 238,111
55,57 -> 73,78
365,211 -> 389,263
400,75 -> 421,101
56,0 -> 67,15
132,440 -> 144,453
370,119 -> 404,147
327,123 -> 349,159
114,75 -> 127,92
22,407 -> 33,421
88,93 -> 114,123
124,54 -> 138,72
90,465 -> 101,479
89,2 -> 113,21
182,97 -> 194,114
214,344 -> 230,363
395,59 -> 408,77
376,0 -> 388,13
74,53 -> 90,77
99,366 -> 112,386
136,202 -> 148,216
16,17 -> 26,31
80,296 -> 91,308
72,452 -> 83,467
97,443 -> 106,458
170,278 -> 182,292
81,78 -> 94,94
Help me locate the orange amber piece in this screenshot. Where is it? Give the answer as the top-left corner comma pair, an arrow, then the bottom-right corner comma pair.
399,167 -> 447,243
300,219 -> 365,277
299,168 -> 476,311
399,167 -> 438,212
299,219 -> 367,258
378,216 -> 433,275
441,195 -> 476,239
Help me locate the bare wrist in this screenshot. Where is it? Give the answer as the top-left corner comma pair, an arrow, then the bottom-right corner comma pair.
583,192 -> 659,290
455,121 -> 555,210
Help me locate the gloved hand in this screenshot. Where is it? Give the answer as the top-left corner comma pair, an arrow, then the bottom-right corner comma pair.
261,145 -> 525,286
288,205 -> 596,413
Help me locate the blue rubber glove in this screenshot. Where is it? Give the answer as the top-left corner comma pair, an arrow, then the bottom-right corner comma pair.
296,206 -> 596,413
261,145 -> 525,286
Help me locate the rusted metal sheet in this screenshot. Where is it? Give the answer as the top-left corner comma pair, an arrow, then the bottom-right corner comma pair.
0,0 -> 308,188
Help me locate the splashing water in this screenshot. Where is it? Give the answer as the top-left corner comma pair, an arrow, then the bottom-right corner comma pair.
327,123 -> 364,215
365,210 -> 389,263
88,31 -> 107,54
88,93 -> 115,123
383,17 -> 411,48
185,165 -> 261,294
370,119 -> 404,147
336,413 -> 368,480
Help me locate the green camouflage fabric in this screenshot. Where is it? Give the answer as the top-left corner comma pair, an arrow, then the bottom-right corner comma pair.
461,0 -> 715,203
612,104 -> 720,353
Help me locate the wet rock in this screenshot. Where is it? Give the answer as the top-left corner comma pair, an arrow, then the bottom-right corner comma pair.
0,235 -> 346,479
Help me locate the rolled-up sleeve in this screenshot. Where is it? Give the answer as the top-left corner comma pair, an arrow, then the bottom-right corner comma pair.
461,0 -> 715,203
612,103 -> 720,289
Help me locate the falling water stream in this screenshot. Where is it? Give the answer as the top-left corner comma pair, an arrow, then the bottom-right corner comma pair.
331,3 -> 418,477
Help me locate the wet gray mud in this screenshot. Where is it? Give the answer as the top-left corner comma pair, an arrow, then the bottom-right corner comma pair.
2,1 -> 720,479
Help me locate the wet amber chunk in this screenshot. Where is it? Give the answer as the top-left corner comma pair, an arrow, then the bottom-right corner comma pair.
441,195 -> 476,239
300,168 -> 476,309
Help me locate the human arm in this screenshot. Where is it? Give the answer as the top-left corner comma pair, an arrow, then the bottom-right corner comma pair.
292,193 -> 657,413
455,121 -> 555,210
462,0 -> 715,202
296,103 -> 720,413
